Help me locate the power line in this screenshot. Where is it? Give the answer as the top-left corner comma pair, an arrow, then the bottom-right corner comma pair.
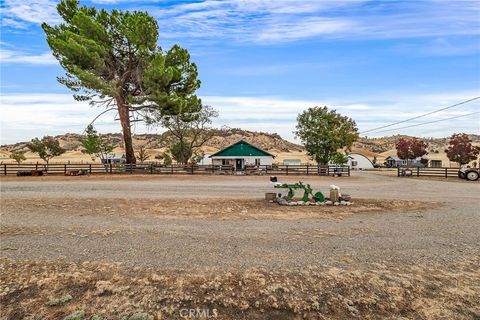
366,111 -> 480,135
360,96 -> 480,134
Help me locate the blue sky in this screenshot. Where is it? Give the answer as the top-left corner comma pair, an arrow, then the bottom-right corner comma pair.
1,0 -> 479,144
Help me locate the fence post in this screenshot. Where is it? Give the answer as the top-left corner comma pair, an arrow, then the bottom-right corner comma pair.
327,166 -> 330,176
109,163 -> 113,174
397,167 -> 400,177
171,165 -> 173,174
212,164 -> 215,175
306,165 -> 309,176
191,163 -> 194,174
64,164 -> 67,175
150,163 -> 154,174
4,164 -> 6,176
417,167 -> 419,177
89,164 -> 92,174
348,166 -> 350,177
445,167 -> 448,178
36,163 -> 38,171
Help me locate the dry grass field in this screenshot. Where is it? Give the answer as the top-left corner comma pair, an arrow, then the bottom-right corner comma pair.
1,172 -> 479,319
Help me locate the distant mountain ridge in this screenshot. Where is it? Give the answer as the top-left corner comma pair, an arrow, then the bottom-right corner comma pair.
355,134 -> 480,154
0,128 -> 304,153
2,129 -> 479,157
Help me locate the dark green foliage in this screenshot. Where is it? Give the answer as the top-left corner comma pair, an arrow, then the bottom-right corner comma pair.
169,142 -> 192,165
42,0 -> 201,164
81,125 -> 114,162
330,152 -> 348,165
143,45 -> 201,117
294,106 -> 358,165
27,136 -> 66,164
163,153 -> 172,165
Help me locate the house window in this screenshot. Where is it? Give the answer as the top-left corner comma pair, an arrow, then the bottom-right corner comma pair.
430,160 -> 442,168
255,159 -> 261,166
222,159 -> 228,165
351,160 -> 358,167
402,160 -> 407,165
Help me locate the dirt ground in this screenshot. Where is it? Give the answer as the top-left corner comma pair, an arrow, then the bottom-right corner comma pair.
1,171 -> 479,319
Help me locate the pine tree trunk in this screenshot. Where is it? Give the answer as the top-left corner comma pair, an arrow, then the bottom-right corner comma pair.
116,97 -> 136,164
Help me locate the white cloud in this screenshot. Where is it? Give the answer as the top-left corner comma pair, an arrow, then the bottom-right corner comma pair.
0,94 -> 125,144
1,91 -> 478,145
1,17 -> 29,29
255,17 -> 353,43
2,0 -> 479,47
203,92 -> 480,140
0,49 -> 58,65
150,0 -> 480,44
2,0 -> 60,28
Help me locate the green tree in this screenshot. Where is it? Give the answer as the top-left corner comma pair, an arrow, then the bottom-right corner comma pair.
294,106 -> 359,165
169,142 -> 191,164
27,136 -> 66,164
330,152 -> 348,165
9,151 -> 27,164
163,153 -> 172,165
81,125 -> 114,163
158,106 -> 217,165
42,0 -> 201,164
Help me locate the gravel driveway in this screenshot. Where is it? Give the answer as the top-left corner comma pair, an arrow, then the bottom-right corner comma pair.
1,171 -> 479,270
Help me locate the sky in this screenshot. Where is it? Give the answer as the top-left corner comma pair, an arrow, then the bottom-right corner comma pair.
1,0 -> 479,144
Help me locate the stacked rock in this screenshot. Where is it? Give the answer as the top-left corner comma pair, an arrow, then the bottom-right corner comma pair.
276,198 -> 352,206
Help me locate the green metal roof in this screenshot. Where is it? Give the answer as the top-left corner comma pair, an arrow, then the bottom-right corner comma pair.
210,140 -> 274,157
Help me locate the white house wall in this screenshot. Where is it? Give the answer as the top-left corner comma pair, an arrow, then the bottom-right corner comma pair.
199,154 -> 212,165
211,156 -> 273,166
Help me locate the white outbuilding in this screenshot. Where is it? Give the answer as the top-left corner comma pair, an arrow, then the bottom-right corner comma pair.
347,153 -> 374,170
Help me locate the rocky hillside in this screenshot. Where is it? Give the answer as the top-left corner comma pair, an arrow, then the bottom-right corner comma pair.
2,130 -> 478,162
0,128 -> 304,153
354,134 -> 480,154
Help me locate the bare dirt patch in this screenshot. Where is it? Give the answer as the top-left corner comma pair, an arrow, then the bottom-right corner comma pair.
0,226 -> 46,237
404,176 -> 479,183
0,174 -> 358,182
1,258 -> 479,320
0,197 -> 436,220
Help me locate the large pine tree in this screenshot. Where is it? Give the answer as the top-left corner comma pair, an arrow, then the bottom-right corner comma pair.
43,0 -> 201,163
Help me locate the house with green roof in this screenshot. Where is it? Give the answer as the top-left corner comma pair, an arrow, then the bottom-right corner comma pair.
209,139 -> 275,171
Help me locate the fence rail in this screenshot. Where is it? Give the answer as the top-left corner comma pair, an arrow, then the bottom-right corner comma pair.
2,163 -> 350,177
397,166 -> 461,178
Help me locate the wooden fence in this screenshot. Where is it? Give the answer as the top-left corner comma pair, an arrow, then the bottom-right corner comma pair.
2,163 -> 350,177
397,166 -> 461,178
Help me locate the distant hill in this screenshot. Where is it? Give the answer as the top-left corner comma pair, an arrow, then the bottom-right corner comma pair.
354,134 -> 480,154
0,128 -> 304,153
1,130 -> 478,164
